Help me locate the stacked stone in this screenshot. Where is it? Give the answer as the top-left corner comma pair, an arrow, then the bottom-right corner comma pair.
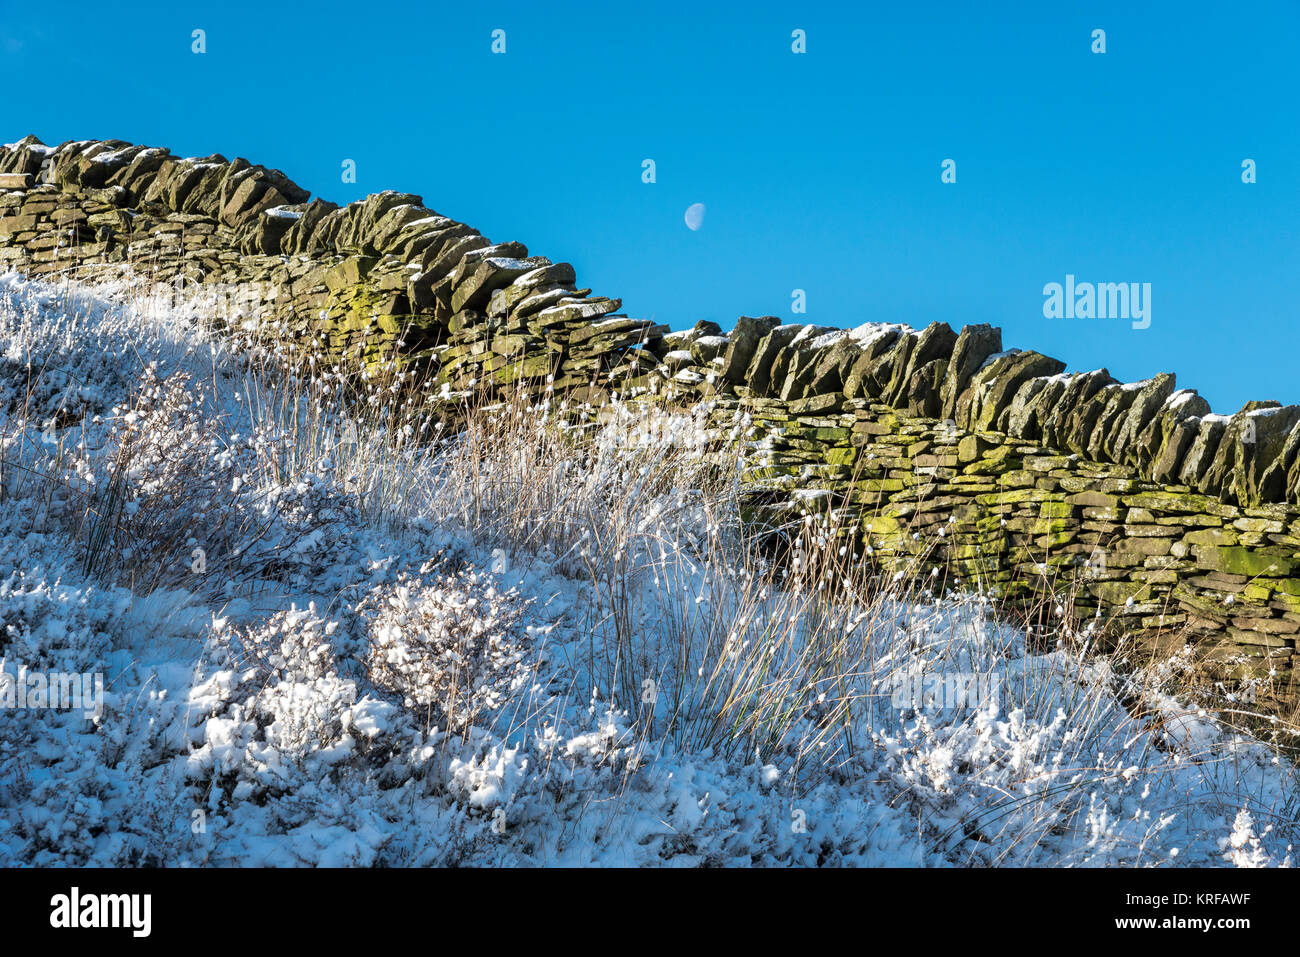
3,134 -> 1300,708
0,137 -> 668,388
658,319 -> 1300,692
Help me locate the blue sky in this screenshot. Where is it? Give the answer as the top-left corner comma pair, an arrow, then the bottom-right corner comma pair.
2,0 -> 1297,413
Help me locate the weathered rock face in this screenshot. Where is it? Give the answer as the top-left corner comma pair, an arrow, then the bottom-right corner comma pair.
939,323 -> 1000,422
957,350 -> 1067,433
4,134 -> 1300,714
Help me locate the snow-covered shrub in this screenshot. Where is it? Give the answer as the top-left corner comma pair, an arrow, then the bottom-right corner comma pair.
76,365 -> 247,583
1220,809 -> 1286,867
213,605 -> 362,754
360,566 -> 534,735
0,564 -> 115,668
0,281 -> 129,424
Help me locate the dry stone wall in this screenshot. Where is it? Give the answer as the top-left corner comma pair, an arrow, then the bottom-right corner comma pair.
4,135 -> 1300,710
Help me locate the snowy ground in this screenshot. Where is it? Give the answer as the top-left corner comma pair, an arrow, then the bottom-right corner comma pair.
0,271 -> 1296,866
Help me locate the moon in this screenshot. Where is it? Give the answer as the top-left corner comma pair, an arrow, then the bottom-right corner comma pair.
684,203 -> 705,231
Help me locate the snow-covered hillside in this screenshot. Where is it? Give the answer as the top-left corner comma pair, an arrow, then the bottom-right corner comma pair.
0,271 -> 1295,866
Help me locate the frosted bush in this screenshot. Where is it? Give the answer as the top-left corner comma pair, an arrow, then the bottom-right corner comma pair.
214,605 -> 357,754
226,603 -> 337,685
70,364 -> 255,587
361,566 -> 534,734
0,281 -> 130,423
1220,809 -> 1285,868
